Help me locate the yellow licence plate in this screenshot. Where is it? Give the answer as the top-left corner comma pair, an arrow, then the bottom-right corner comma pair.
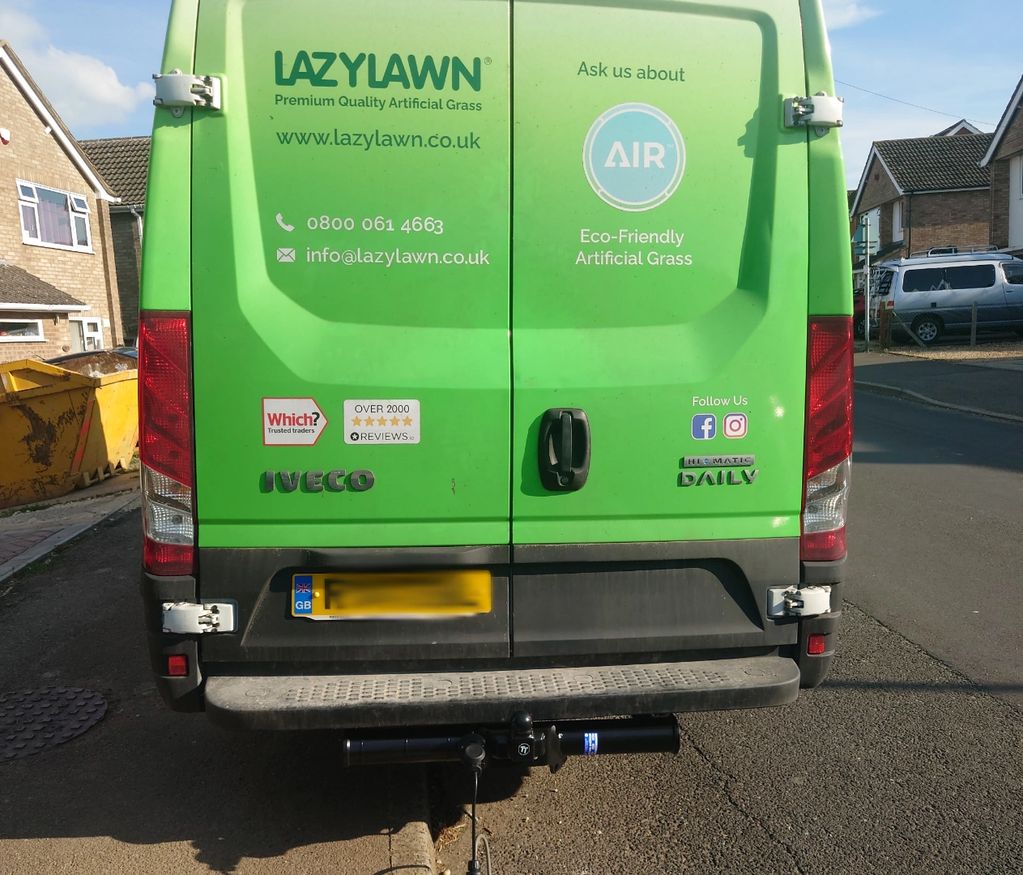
291,570 -> 492,620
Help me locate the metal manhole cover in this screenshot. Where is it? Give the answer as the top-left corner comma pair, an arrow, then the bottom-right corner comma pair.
1,687 -> 107,762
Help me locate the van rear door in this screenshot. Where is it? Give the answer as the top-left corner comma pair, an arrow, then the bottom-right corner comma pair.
190,1 -> 511,551
507,0 -> 811,658
512,0 -> 809,544
189,0 -> 512,661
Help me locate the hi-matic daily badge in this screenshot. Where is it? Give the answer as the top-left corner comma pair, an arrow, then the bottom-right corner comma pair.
344,400 -> 420,445
262,397 -> 327,446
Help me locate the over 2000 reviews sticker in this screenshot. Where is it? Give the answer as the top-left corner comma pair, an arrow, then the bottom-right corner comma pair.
344,400 -> 420,444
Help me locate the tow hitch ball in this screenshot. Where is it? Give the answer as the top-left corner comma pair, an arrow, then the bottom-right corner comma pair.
342,712 -> 681,771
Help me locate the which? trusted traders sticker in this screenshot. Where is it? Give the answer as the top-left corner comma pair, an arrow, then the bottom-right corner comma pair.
344,400 -> 420,444
262,397 -> 327,446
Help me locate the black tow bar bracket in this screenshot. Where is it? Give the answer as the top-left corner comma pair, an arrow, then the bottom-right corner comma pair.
342,712 -> 680,771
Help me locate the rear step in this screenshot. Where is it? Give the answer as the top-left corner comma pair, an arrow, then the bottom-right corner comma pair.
204,656 -> 800,730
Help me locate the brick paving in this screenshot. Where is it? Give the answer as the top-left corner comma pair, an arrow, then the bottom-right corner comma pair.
0,528 -> 61,565
0,481 -> 138,583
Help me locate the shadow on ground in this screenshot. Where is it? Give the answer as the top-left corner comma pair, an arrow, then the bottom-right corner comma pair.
0,510 -> 426,873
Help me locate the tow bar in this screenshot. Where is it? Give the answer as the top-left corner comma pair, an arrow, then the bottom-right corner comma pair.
343,712 -> 680,770
343,712 -> 681,875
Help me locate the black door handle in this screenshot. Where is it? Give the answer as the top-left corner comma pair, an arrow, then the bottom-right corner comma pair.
538,408 -> 590,491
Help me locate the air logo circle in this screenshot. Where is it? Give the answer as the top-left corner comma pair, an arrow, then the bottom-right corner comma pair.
583,103 -> 685,212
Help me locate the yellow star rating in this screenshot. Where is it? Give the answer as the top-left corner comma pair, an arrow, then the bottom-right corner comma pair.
377,417 -> 388,427
403,416 -> 413,427
390,416 -> 401,426
351,416 -> 362,427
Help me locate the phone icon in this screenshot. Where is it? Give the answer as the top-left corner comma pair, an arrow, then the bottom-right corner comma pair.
275,212 -> 295,233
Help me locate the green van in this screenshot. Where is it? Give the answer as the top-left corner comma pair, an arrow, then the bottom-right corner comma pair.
139,0 -> 852,766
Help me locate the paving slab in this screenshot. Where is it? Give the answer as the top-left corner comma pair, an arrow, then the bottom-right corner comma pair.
0,485 -> 141,584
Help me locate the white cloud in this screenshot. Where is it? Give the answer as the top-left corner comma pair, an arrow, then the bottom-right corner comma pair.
0,2 -> 153,131
821,0 -> 881,30
0,6 -> 45,45
25,45 -> 154,129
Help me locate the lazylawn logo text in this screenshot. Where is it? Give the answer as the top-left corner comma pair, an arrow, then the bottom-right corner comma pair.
274,51 -> 483,92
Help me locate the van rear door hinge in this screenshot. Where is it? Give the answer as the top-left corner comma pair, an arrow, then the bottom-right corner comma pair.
153,70 -> 222,111
767,586 -> 832,618
162,601 -> 237,634
784,93 -> 844,129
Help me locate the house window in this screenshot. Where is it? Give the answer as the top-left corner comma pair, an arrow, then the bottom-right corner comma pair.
892,200 -> 904,242
16,179 -> 92,252
69,317 -> 103,352
865,207 -> 881,247
0,319 -> 44,342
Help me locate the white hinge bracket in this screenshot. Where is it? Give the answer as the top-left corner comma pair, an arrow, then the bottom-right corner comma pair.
162,601 -> 237,634
153,70 -> 222,112
784,93 -> 844,129
767,586 -> 832,618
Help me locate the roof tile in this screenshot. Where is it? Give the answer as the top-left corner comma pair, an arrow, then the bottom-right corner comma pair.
0,263 -> 86,308
79,136 -> 151,206
874,134 -> 993,192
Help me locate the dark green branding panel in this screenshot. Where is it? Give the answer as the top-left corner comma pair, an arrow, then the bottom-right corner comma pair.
191,0 -> 510,547
512,0 -> 809,544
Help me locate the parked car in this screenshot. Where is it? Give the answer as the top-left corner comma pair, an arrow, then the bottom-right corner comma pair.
853,290 -> 866,338
870,253 -> 1023,344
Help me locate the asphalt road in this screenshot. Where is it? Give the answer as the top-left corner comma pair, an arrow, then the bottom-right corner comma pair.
433,390 -> 1023,874
0,511 -> 429,874
849,391 -> 1023,708
2,389 -> 1022,874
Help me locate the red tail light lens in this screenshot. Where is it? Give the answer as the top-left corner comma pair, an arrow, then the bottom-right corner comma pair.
804,318 -> 853,481
139,311 -> 195,576
801,317 -> 853,562
166,654 -> 189,677
139,313 -> 193,486
806,633 -> 828,656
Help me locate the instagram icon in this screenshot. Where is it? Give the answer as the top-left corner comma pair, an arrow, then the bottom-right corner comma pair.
723,413 -> 748,439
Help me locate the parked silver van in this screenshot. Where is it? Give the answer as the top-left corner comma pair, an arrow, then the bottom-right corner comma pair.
871,252 -> 1023,344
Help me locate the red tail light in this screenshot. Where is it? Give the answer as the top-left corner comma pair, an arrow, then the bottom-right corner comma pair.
139,311 -> 195,576
139,313 -> 192,485
166,654 -> 189,677
807,633 -> 828,656
801,317 -> 853,562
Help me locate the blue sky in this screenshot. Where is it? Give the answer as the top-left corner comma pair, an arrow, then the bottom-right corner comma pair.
0,0 -> 1019,187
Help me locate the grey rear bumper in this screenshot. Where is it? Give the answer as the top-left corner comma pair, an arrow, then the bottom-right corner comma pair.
203,655 -> 800,730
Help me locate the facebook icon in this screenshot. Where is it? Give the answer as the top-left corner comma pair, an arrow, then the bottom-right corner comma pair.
691,414 -> 717,440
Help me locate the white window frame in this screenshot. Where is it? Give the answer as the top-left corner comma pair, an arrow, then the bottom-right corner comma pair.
865,207 -> 881,248
16,178 -> 93,253
69,316 -> 104,351
0,318 -> 45,343
892,200 -> 904,243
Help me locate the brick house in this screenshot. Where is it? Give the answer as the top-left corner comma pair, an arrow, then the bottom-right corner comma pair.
849,128 -> 994,269
980,75 -> 1023,256
0,41 -> 123,363
80,136 -> 150,343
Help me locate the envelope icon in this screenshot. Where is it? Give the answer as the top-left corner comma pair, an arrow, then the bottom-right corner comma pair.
276,247 -> 296,263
